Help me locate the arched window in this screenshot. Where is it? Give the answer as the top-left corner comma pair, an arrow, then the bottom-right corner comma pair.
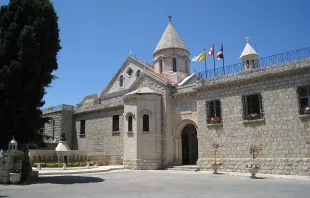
251,60 -> 255,68
172,58 -> 177,72
246,60 -> 250,69
119,75 -> 124,87
159,59 -> 163,73
136,70 -> 141,77
143,114 -> 149,132
128,115 -> 133,132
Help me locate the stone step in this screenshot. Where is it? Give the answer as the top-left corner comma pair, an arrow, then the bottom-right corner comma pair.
167,165 -> 200,172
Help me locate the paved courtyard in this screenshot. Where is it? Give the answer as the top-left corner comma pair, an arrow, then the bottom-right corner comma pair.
1,170 -> 310,198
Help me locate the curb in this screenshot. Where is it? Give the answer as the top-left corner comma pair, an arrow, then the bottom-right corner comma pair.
38,167 -> 124,176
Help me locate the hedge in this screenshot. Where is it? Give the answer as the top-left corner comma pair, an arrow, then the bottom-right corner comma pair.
32,161 -> 96,167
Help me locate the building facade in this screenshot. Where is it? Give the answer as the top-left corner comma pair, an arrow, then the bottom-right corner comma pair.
39,18 -> 310,175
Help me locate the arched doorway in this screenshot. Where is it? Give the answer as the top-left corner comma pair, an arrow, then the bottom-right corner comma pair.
181,124 -> 198,165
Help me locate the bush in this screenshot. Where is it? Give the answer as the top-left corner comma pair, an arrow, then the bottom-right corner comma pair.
9,150 -> 24,162
28,143 -> 39,149
32,161 -> 96,167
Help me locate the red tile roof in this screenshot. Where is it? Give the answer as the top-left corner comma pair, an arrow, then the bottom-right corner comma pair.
131,56 -> 176,84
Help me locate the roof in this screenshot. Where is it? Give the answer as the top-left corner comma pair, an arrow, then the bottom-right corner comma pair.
178,73 -> 195,86
131,56 -> 177,84
10,138 -> 17,144
125,87 -> 158,96
55,141 -> 70,152
154,22 -> 188,54
240,42 -> 258,59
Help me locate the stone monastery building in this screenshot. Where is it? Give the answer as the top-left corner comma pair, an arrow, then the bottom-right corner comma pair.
39,17 -> 310,175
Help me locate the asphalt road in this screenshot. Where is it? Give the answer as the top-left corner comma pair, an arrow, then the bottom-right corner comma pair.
1,170 -> 310,198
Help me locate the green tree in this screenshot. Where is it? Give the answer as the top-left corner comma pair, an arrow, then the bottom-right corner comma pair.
0,0 -> 61,181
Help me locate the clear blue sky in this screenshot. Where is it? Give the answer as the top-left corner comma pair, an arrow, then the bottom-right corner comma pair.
1,0 -> 310,108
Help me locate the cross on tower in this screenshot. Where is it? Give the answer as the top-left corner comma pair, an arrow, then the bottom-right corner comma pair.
168,15 -> 172,23
245,36 -> 249,43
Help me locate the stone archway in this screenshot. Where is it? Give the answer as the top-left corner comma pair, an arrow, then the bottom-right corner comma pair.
181,124 -> 198,165
173,119 -> 198,166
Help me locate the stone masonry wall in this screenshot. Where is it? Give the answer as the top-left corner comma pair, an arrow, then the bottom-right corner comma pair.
129,75 -> 170,168
0,153 -> 22,184
196,67 -> 310,175
43,110 -> 74,149
74,107 -> 124,164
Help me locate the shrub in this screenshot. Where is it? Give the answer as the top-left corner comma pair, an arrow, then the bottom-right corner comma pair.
9,150 -> 24,162
28,143 -> 39,149
32,161 -> 96,167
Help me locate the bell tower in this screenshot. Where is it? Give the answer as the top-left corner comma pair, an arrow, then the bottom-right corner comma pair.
240,37 -> 259,70
153,16 -> 190,83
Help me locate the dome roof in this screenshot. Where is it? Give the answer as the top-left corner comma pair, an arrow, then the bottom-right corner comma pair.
10,136 -> 17,144
154,22 -> 188,54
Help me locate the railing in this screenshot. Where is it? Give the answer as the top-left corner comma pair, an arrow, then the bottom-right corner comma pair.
198,47 -> 310,80
41,104 -> 75,113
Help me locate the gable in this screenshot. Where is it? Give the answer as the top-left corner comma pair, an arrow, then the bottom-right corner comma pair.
100,56 -> 151,97
127,71 -> 170,94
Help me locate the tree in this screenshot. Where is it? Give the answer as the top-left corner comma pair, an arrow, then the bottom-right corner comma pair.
0,0 -> 61,181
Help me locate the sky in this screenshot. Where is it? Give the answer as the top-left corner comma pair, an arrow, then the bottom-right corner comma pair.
1,0 -> 310,108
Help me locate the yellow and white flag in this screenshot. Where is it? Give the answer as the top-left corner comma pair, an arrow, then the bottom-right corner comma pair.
191,51 -> 206,61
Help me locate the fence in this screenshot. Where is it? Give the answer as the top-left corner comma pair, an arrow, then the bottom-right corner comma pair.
198,47 -> 310,80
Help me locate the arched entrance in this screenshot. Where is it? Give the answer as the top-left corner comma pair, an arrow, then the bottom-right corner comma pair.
181,124 -> 198,165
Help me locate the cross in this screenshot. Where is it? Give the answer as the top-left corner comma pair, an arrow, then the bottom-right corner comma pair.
129,49 -> 132,56
168,15 -> 172,23
245,36 -> 249,43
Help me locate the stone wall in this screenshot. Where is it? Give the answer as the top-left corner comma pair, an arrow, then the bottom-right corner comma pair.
0,153 -> 22,184
129,75 -> 172,167
43,109 -> 74,149
196,61 -> 310,175
74,107 -> 124,165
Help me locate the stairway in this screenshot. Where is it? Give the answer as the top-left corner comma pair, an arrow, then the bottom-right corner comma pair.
167,165 -> 200,172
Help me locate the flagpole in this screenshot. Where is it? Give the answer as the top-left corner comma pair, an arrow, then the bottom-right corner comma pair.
222,44 -> 225,75
212,44 -> 216,77
204,48 -> 207,78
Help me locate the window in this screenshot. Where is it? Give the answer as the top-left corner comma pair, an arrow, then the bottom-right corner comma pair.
159,59 -> 163,73
207,100 -> 221,124
119,75 -> 124,87
128,115 -> 133,132
298,86 -> 310,115
52,120 -> 55,140
136,70 -> 141,77
143,114 -> 149,132
172,58 -> 177,72
242,94 -> 263,120
112,115 -> 119,132
126,67 -> 133,77
80,120 -> 85,138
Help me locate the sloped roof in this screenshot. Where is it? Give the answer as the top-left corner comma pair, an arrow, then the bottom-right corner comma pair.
154,22 -> 188,54
55,141 -> 70,152
131,56 -> 177,84
240,42 -> 258,59
178,73 -> 195,86
125,87 -> 158,96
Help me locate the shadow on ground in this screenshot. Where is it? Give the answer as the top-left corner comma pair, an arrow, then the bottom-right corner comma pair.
38,176 -> 104,184
0,190 -> 9,197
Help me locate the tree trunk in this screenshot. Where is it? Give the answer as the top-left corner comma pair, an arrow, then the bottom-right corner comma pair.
21,144 -> 32,182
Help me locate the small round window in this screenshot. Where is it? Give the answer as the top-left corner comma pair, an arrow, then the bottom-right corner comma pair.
126,67 -> 133,77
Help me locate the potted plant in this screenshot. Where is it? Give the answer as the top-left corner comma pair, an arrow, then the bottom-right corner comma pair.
246,113 -> 259,120
210,143 -> 222,174
245,144 -> 262,178
302,105 -> 310,114
8,149 -> 24,184
210,117 -> 221,124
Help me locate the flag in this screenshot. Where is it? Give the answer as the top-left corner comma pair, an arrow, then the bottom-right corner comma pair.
216,45 -> 224,60
208,45 -> 214,56
192,51 -> 206,61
